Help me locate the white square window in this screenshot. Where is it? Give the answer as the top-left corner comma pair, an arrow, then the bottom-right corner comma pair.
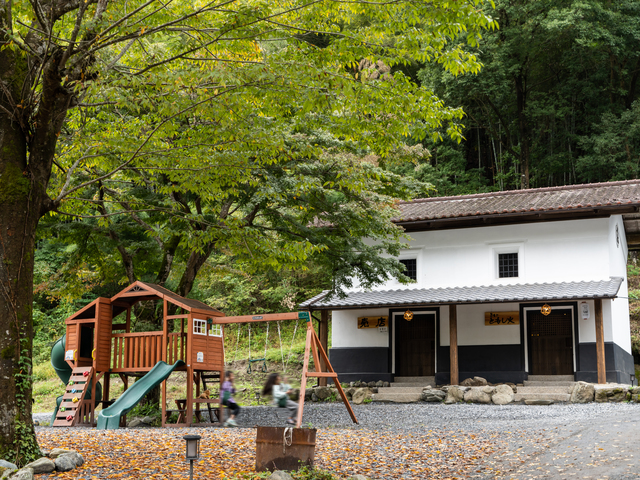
193,318 -> 206,335
491,243 -> 524,280
208,323 -> 222,337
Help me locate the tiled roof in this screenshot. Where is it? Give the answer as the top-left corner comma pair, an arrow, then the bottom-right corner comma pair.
300,278 -> 623,309
395,180 -> 640,223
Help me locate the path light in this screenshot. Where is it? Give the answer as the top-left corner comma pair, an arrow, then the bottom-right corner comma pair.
183,434 -> 201,480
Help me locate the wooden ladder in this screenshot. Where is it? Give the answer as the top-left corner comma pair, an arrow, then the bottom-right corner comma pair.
53,366 -> 93,427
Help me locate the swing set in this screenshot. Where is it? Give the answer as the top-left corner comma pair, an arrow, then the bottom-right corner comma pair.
234,318 -> 299,375
218,310 -> 357,428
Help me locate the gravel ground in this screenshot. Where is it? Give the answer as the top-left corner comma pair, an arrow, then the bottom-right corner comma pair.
34,403 -> 640,479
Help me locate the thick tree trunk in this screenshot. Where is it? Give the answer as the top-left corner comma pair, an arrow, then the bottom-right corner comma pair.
0,48 -> 41,465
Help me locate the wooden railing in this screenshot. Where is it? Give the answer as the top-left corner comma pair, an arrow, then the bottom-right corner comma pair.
167,332 -> 187,365
111,332 -> 163,371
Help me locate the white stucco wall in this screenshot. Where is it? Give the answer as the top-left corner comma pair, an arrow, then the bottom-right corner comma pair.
440,303 -> 521,346
332,308 -> 389,348
351,217 -> 612,291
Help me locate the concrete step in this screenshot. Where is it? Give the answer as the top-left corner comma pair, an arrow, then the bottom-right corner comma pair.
517,386 -> 573,394
372,392 -> 422,403
514,393 -> 571,402
390,382 -> 434,388
527,375 -> 574,382
378,386 -> 425,394
523,381 -> 576,387
393,376 -> 435,384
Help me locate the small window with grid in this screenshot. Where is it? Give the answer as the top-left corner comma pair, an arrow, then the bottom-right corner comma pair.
193,318 -> 206,335
498,253 -> 519,278
208,323 -> 222,337
399,258 -> 417,281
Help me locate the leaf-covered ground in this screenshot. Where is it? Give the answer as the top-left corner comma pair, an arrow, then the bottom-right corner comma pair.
36,427 -> 530,479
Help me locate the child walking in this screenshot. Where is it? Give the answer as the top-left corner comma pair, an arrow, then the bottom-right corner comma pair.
262,372 -> 298,425
221,371 -> 240,427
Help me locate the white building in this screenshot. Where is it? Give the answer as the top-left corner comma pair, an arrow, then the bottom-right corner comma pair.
301,180 -> 640,385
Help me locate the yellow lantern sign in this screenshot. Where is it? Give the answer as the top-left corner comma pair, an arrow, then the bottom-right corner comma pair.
403,310 -> 414,321
541,304 -> 552,316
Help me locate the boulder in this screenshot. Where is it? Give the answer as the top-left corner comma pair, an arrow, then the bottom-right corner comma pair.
481,386 -> 495,395
383,381 -> 390,387
289,388 -> 300,401
344,387 -> 355,400
368,381 -> 377,388
49,449 -> 77,459
421,388 -> 445,402
525,399 -> 554,405
314,386 -> 332,401
631,394 -> 640,403
54,454 -> 76,472
269,471 -> 294,480
630,386 -> 640,395
128,418 -> 143,428
311,393 -> 318,402
352,388 -> 372,405
570,382 -> 595,403
376,380 -> 384,388
142,416 -> 156,425
464,387 -> 491,404
24,457 -> 55,474
0,468 -> 15,480
11,468 -> 34,480
492,385 -> 515,405
0,461 -> 17,470
444,386 -> 465,404
460,376 -> 488,387
65,452 -> 84,467
305,388 -> 313,401
595,386 -> 630,403
346,476 -> 369,480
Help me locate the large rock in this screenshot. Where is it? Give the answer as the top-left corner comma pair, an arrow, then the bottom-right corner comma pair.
54,454 -> 76,472
346,476 -> 369,480
128,417 -> 143,428
305,388 -> 313,401
460,376 -> 488,387
595,386 -> 630,403
570,382 -> 595,403
444,386 -> 465,404
142,416 -> 156,425
421,388 -> 445,402
352,388 -> 372,405
344,387 -> 355,400
314,386 -> 332,401
492,384 -> 515,405
12,468 -> 34,480
630,386 -> 640,395
269,471 -> 294,480
0,468 -> 16,480
0,461 -> 17,470
464,387 -> 492,404
24,457 -> 55,474
49,448 -> 77,459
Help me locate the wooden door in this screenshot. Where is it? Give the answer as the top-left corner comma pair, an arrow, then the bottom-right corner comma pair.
528,309 -> 574,375
395,313 -> 435,376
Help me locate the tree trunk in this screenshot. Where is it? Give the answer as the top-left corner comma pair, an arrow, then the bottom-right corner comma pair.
0,49 -> 41,466
515,73 -> 530,189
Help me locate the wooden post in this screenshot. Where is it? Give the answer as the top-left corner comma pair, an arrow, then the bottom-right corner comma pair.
449,305 -> 458,386
595,299 -> 606,384
162,300 -> 168,427
318,310 -> 329,387
186,315 -> 194,425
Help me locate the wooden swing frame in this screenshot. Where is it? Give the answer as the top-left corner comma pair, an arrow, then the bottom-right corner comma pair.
214,311 -> 357,428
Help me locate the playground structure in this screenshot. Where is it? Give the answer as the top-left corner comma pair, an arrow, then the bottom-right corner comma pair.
52,281 -> 356,429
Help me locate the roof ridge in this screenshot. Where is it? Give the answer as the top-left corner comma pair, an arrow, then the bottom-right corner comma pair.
400,179 -> 640,205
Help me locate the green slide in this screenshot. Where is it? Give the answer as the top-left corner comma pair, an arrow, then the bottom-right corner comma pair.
97,360 -> 185,430
50,335 -> 102,425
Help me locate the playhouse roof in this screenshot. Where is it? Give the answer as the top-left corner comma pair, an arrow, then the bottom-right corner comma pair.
395,179 -> 640,231
111,281 -> 223,315
299,277 -> 623,310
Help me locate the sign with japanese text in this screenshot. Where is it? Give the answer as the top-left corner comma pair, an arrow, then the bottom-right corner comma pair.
357,316 -> 388,329
484,312 -> 519,326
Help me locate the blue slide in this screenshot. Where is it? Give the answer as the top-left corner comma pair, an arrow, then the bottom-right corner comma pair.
96,360 -> 185,430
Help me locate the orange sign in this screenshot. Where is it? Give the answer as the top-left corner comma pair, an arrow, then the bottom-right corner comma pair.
357,316 -> 388,329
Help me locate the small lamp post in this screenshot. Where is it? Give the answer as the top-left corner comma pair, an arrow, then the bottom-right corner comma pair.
183,434 -> 201,480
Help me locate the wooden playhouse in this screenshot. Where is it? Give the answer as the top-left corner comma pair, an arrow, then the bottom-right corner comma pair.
55,281 -> 226,427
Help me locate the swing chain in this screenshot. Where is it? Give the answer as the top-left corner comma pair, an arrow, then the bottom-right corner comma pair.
277,321 -> 285,371
285,319 -> 299,372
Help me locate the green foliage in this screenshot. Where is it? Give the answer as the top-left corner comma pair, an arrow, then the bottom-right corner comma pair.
226,466 -> 339,480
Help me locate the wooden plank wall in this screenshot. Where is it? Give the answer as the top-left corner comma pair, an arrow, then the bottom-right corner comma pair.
96,299 -> 113,372
66,324 -> 78,353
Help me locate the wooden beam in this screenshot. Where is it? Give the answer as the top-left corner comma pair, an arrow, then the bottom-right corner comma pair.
595,299 -> 606,384
214,312 -> 301,324
318,310 -> 329,387
449,305 -> 458,386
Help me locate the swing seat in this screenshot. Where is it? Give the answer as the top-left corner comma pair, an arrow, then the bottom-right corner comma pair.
247,358 -> 267,374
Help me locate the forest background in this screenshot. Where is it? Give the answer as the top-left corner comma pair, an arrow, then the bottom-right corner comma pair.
32,0 -> 640,368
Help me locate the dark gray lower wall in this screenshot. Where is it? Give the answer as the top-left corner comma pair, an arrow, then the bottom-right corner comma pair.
329,347 -> 392,383
437,344 -> 526,384
575,342 -> 634,384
